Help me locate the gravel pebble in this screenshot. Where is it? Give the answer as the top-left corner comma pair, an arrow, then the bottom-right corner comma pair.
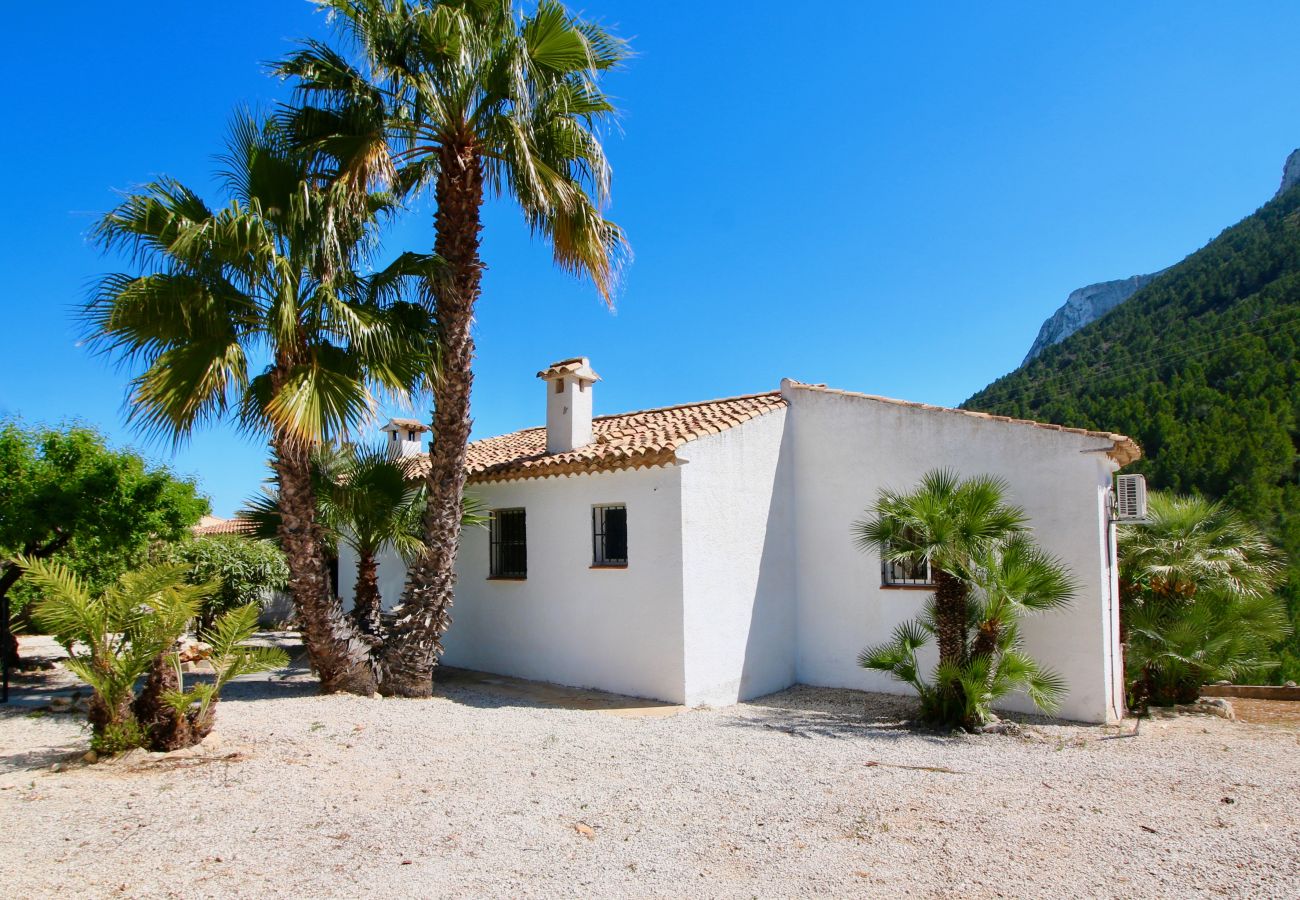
1,665 -> 1297,898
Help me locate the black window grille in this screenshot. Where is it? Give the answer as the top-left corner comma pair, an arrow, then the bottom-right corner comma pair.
592,505 -> 628,567
881,553 -> 933,587
490,508 -> 527,578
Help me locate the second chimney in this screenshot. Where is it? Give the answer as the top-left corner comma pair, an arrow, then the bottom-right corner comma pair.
381,418 -> 430,459
537,357 -> 600,454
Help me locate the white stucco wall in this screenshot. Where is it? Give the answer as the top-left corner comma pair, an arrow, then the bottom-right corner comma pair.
341,466 -> 687,703
338,380 -> 1125,723
785,383 -> 1123,723
444,465 -> 687,703
677,408 -> 794,706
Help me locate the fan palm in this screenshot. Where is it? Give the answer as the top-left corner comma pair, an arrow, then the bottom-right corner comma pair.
240,444 -> 488,639
277,0 -> 630,696
1119,492 -> 1289,707
854,470 -> 1028,670
858,530 -> 1074,730
1119,492 -> 1283,604
83,112 -> 437,694
317,444 -> 426,638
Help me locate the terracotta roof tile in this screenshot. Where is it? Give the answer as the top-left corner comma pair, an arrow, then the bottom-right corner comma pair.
415,391 -> 788,484
404,380 -> 1139,486
192,516 -> 257,537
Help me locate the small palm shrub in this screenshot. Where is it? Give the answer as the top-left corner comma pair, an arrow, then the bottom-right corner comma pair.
23,558 -> 286,753
1119,492 -> 1290,709
855,472 -> 1075,731
859,535 -> 1074,730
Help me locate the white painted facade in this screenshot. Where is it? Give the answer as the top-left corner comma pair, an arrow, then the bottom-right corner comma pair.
340,377 -> 1130,722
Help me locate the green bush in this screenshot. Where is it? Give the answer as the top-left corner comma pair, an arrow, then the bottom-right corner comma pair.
23,558 -> 286,753
161,535 -> 289,632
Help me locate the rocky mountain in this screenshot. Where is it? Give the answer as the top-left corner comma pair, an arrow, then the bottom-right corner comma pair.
1276,148 -> 1300,199
1021,148 -> 1300,365
1021,273 -> 1161,365
965,172 -> 1300,680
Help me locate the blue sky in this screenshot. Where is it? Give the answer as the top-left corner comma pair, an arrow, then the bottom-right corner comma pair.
2,2 -> 1299,515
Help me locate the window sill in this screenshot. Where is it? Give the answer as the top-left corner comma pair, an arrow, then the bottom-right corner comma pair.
487,576 -> 527,581
590,564 -> 628,570
879,584 -> 935,591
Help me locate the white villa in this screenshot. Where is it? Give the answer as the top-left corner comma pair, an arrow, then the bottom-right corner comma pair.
342,357 -> 1140,723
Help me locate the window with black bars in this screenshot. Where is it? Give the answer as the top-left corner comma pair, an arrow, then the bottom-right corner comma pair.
489,509 -> 527,578
592,505 -> 628,567
881,552 -> 933,587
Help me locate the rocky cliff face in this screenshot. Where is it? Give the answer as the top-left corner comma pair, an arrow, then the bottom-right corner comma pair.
1022,147 -> 1300,366
1021,273 -> 1159,365
1276,148 -> 1300,199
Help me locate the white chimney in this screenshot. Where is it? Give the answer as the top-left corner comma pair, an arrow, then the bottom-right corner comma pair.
380,418 -> 430,459
537,357 -> 600,454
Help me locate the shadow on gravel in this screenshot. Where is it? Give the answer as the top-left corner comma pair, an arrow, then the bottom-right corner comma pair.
216,649 -> 322,704
0,727 -> 85,775
433,667 -> 685,718
727,685 -> 951,743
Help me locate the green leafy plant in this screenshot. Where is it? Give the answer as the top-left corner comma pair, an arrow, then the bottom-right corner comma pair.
156,604 -> 289,747
22,558 -> 285,753
161,535 -> 290,632
855,472 -> 1074,730
1119,492 -> 1290,709
0,419 -> 207,668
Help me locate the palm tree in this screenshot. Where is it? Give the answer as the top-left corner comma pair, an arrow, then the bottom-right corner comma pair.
856,479 -> 1072,730
316,444 -> 425,638
24,557 -> 286,752
1119,492 -> 1289,707
1119,492 -> 1283,604
240,444 -> 487,639
277,0 -> 629,696
84,113 -> 435,694
854,470 -> 1028,670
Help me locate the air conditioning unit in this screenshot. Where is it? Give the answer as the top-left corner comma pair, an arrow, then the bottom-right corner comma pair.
1114,474 -> 1148,522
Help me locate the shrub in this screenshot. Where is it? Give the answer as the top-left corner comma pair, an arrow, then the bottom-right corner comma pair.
161,535 -> 289,632
23,558 -> 286,753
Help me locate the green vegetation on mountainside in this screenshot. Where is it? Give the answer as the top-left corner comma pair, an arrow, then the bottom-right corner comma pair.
964,185 -> 1300,681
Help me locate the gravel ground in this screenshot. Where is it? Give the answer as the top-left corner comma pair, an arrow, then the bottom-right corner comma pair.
2,643 -> 1298,899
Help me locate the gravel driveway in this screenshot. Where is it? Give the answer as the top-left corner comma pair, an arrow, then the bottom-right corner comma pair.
2,649 -> 1297,898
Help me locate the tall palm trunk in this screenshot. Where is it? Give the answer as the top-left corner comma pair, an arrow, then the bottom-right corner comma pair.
380,143 -> 483,698
273,438 -> 377,694
351,552 -> 384,639
932,569 -> 968,666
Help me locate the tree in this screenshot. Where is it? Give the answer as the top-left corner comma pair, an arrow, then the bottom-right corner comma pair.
854,471 -> 1028,669
161,535 -> 291,633
278,0 -> 630,696
1119,492 -> 1290,708
24,557 -> 286,753
317,445 -> 425,638
0,420 -> 207,668
241,444 -> 487,639
856,480 -> 1074,730
83,113 -> 435,694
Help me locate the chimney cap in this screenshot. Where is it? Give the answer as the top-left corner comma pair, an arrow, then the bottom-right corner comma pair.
537,357 -> 600,384
381,417 -> 431,433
